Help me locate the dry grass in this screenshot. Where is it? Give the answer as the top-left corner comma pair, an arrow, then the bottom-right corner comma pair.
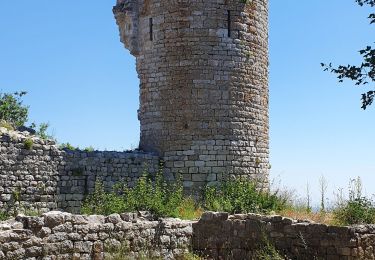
178,197 -> 204,220
278,209 -> 334,225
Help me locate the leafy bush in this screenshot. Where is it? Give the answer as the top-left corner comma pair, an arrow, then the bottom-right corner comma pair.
82,174 -> 196,219
59,142 -> 77,151
0,91 -> 28,128
84,146 -> 95,152
334,197 -> 375,225
203,178 -> 287,214
333,177 -> 375,225
29,122 -> 54,140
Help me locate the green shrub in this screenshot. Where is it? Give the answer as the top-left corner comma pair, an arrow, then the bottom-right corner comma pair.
333,197 -> 375,225
333,177 -> 375,225
82,175 -> 288,219
29,122 -> 54,140
59,142 -> 77,151
0,91 -> 28,128
23,138 -> 33,150
84,146 -> 95,152
203,178 -> 287,214
82,174 -> 186,218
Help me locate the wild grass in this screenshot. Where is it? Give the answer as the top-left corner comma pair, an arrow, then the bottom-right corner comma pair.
279,207 -> 334,225
331,177 -> 375,225
0,119 -> 14,131
82,174 -> 288,220
0,210 -> 10,221
82,174 -> 196,219
275,176 -> 375,226
253,235 -> 284,260
203,178 -> 288,215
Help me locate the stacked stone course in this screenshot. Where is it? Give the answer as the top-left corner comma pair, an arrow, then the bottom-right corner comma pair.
194,212 -> 375,259
2,211 -> 375,259
114,0 -> 270,192
0,211 -> 193,260
0,128 -> 160,214
0,129 -> 62,213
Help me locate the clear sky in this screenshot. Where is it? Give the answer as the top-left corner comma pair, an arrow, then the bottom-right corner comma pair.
0,0 -> 373,206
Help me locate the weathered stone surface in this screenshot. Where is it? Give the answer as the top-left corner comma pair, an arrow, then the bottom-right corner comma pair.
0,128 -> 160,214
0,211 -> 193,259
2,211 -> 375,259
114,0 -> 270,192
193,212 -> 375,259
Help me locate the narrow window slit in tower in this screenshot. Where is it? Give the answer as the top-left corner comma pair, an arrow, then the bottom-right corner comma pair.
149,18 -> 153,41
227,10 -> 231,37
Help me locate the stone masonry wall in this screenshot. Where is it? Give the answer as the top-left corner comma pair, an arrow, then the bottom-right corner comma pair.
0,128 -> 160,214
0,211 -> 193,260
59,150 -> 160,213
2,211 -> 375,259
194,212 -> 375,260
0,129 -> 62,214
114,0 -> 270,193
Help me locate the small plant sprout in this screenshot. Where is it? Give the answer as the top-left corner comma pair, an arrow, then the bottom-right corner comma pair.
24,138 -> 33,150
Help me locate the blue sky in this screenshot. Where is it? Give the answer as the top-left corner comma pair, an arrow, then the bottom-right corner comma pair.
0,0 -> 374,205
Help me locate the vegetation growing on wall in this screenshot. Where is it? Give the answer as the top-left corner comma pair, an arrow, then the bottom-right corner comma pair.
81,174 -> 202,219
80,173 -> 375,227
82,174 -> 288,219
23,138 -> 34,150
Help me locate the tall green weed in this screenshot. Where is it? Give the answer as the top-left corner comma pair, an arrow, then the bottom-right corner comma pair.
82,174 -> 190,218
203,178 -> 287,214
333,177 -> 375,225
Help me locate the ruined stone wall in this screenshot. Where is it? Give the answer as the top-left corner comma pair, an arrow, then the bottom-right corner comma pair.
0,211 -> 193,260
2,211 -> 375,259
0,128 -> 160,214
0,128 -> 62,214
114,0 -> 270,193
194,212 -> 375,260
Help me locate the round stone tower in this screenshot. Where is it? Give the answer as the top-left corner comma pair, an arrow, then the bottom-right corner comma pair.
114,0 -> 269,192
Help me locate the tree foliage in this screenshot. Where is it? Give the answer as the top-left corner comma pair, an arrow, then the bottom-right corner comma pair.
0,91 -> 29,127
322,0 -> 375,109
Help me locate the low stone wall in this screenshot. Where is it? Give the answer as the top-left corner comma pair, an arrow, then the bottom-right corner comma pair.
193,212 -> 375,260
2,211 -> 375,259
0,211 -> 193,260
0,128 -> 160,214
0,129 -> 62,213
